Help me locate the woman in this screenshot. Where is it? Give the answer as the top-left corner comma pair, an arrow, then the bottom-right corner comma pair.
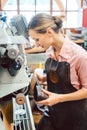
28,13 -> 87,130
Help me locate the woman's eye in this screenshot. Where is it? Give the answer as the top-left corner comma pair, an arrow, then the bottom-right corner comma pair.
34,38 -> 39,42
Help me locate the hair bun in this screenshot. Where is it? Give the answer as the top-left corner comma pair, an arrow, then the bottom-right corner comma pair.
53,16 -> 62,28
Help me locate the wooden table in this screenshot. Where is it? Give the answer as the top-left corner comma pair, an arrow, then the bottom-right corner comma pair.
72,39 -> 84,44
71,38 -> 84,48
25,46 -> 45,54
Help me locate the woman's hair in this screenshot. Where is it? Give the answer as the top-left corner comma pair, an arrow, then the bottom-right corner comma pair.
28,13 -> 63,33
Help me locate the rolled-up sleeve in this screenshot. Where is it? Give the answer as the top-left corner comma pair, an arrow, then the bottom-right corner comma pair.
77,56 -> 87,89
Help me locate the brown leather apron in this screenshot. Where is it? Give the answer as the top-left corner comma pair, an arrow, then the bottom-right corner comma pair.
44,57 -> 87,130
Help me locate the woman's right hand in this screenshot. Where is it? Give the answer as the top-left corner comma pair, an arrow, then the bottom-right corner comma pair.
34,68 -> 47,85
36,73 -> 47,85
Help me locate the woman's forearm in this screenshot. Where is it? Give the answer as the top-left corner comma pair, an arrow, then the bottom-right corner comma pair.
60,88 -> 87,103
55,0 -> 65,10
54,0 -> 66,18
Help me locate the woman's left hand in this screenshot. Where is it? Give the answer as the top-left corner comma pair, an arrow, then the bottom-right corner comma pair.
37,88 -> 62,106
36,88 -> 87,106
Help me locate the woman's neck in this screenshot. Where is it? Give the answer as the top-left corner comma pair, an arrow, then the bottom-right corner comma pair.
53,38 -> 64,60
54,49 -> 59,60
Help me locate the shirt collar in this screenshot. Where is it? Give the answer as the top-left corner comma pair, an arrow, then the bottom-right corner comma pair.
46,38 -> 74,60
59,38 -> 74,60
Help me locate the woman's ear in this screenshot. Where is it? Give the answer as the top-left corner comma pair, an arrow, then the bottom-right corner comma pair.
60,28 -> 64,34
59,28 -> 65,38
46,27 -> 53,37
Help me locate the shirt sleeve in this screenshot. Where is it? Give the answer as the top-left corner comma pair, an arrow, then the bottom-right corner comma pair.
77,55 -> 87,89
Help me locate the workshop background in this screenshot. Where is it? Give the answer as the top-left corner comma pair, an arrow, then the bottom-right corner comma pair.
0,0 -> 87,130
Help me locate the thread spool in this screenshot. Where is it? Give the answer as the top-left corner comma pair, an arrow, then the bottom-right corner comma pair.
39,62 -> 43,69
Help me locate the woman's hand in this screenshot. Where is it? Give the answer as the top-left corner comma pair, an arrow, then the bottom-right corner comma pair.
37,88 -> 62,106
35,73 -> 47,85
37,88 -> 87,106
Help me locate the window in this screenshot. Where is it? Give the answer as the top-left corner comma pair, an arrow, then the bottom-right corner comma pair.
3,0 -> 82,28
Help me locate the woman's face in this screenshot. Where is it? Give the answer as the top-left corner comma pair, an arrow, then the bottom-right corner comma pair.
29,29 -> 53,50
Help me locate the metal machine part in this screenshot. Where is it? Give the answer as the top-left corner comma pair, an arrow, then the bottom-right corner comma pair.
0,13 -> 36,130
0,46 -> 6,56
13,95 -> 36,130
0,27 -> 29,98
7,44 -> 19,59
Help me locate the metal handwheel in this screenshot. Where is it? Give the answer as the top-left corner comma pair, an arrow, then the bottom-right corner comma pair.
12,95 -> 36,130
16,93 -> 26,105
